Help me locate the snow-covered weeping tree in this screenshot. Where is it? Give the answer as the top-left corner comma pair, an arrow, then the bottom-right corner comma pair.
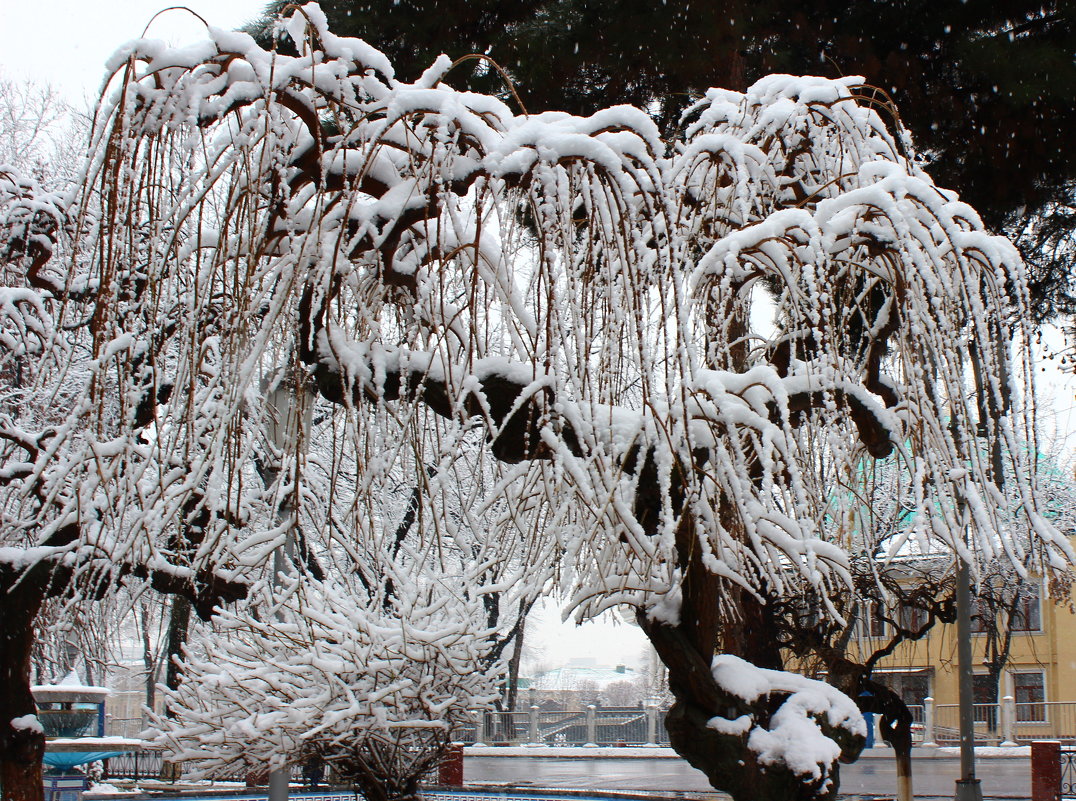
149,383 -> 545,797
2,4 -> 1072,799
0,164 -> 254,801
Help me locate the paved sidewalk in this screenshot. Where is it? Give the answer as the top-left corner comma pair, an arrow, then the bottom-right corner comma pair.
466,751 -> 1033,799
464,744 -> 1032,760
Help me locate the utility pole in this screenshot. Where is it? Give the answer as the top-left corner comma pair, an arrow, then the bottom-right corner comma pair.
955,558 -> 982,801
957,323 -> 1006,801
266,369 -> 312,801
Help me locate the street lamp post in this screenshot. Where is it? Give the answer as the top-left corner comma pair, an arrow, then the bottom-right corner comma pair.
265,370 -> 313,801
954,559 -> 983,801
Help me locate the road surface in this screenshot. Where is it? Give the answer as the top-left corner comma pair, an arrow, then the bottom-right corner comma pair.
466,754 -> 1032,799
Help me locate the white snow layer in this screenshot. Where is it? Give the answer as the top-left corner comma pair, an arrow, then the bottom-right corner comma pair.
710,655 -> 865,780
10,715 -> 43,734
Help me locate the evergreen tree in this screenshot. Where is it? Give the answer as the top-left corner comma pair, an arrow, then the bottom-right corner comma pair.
250,0 -> 1076,319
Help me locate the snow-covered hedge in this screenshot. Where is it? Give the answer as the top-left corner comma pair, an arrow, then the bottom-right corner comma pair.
151,575 -> 504,785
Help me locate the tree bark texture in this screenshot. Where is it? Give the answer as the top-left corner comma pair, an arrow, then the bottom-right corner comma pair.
163,595 -> 192,699
160,594 -> 192,781
636,508 -> 859,801
0,581 -> 46,801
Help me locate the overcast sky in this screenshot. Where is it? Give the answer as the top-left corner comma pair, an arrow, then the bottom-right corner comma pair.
0,0 -> 267,104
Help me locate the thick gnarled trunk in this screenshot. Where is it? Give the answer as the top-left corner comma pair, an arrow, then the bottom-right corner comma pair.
636,509 -> 858,801
0,582 -> 46,801
638,606 -> 852,801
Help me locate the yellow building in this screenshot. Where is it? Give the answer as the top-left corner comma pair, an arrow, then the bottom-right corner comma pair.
844,581 -> 1076,744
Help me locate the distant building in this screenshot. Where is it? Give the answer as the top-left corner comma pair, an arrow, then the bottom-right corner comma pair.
844,578 -> 1070,742
799,450 -> 1076,744
527,663 -> 640,708
99,660 -> 161,737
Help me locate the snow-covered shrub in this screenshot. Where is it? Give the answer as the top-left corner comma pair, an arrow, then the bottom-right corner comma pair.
152,574 -> 504,800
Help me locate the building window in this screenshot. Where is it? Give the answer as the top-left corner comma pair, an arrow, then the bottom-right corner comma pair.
972,581 -> 1042,634
970,597 -> 989,634
1013,671 -> 1046,722
1011,584 -> 1042,632
972,674 -> 999,727
875,671 -> 931,708
898,602 -> 928,633
860,602 -> 886,638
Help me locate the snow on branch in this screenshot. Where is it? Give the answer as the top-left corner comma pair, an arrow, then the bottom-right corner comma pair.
151,574 -> 505,781
7,2 -> 1052,623
0,165 -> 67,282
709,654 -> 865,792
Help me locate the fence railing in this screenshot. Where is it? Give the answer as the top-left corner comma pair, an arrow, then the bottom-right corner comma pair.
103,697 -> 1073,763
460,697 -> 1076,749
460,698 -> 1076,749
455,705 -> 668,746
100,750 -> 309,784
1062,745 -> 1076,797
100,750 -> 164,781
462,698 -> 1069,749
913,697 -> 1076,746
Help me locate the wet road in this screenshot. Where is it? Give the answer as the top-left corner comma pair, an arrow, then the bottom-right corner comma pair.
466,755 -> 1032,799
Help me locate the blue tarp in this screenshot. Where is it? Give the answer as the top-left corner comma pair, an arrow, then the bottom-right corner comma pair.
43,751 -> 128,769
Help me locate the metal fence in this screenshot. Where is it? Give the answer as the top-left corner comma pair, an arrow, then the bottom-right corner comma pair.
921,698 -> 1076,745
100,750 -> 164,781
932,703 -> 1002,745
455,706 -> 668,746
100,751 -> 309,784
102,696 -> 1073,774
1063,746 -> 1076,797
1017,701 -> 1076,741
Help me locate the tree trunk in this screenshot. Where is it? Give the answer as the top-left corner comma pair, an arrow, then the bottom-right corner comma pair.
982,592 -> 1020,739
163,595 -> 191,700
0,582 -> 47,801
160,594 -> 191,781
859,680 -> 914,801
721,587 -> 783,670
636,508 -> 859,801
503,613 -> 526,712
639,610 -> 851,801
138,601 -> 158,727
881,699 -> 914,801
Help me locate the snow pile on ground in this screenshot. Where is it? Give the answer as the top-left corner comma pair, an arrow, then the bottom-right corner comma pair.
86,784 -> 139,795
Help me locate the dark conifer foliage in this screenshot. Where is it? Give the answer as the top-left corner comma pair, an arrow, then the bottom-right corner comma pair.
763,1 -> 1076,321
250,0 -> 1076,321
252,0 -> 541,99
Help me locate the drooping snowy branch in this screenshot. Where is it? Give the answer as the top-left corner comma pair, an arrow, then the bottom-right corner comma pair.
2,4 -> 1069,798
